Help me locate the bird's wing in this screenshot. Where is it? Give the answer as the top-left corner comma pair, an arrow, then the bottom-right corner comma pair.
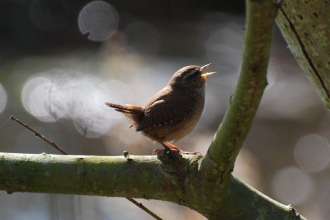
136,94 -> 195,131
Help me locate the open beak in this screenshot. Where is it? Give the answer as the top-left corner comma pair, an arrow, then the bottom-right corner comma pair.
200,63 -> 216,80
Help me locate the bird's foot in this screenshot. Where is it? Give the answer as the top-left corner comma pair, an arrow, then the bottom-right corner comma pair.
159,141 -> 200,155
151,148 -> 179,155
179,150 -> 200,155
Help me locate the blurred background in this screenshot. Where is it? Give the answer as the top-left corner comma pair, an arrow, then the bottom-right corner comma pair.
0,0 -> 328,219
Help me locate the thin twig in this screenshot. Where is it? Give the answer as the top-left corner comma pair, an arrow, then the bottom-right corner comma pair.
10,116 -> 68,155
126,198 -> 162,220
10,115 -> 162,220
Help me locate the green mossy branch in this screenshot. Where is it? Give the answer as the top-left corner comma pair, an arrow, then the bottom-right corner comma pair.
0,153 -> 186,201
0,152 -> 305,219
200,0 -> 276,182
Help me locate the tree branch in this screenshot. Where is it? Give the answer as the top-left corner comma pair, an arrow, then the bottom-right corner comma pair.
275,0 -> 330,109
200,0 -> 277,182
0,152 -> 306,219
0,153 -> 178,199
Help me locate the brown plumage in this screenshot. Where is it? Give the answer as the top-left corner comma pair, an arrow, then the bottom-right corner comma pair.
106,63 -> 215,154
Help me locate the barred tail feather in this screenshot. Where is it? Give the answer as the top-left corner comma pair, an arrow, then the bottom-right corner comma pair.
105,102 -> 143,128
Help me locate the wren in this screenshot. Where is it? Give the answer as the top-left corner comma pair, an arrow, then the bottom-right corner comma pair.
106,63 -> 215,154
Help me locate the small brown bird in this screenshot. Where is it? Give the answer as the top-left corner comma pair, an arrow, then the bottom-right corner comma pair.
105,63 -> 215,154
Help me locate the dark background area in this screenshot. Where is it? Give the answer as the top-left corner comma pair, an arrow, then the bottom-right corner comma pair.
0,1 -> 328,219
0,0 -> 244,59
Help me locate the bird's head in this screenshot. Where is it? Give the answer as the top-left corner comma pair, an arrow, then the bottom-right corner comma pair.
168,63 -> 216,90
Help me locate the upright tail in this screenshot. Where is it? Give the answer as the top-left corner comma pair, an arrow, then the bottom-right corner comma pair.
105,102 -> 144,128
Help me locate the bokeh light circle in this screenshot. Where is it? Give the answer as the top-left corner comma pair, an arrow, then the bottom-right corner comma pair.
78,1 -> 119,41
0,84 -> 7,113
69,75 -> 111,138
271,166 -> 312,205
205,27 -> 242,75
21,69 -> 133,138
22,76 -> 56,122
294,134 -> 330,172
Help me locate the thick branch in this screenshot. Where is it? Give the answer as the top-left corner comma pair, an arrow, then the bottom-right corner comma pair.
0,153 -> 305,219
275,1 -> 330,109
200,0 -> 277,182
0,153 -> 165,198
0,153 -> 196,202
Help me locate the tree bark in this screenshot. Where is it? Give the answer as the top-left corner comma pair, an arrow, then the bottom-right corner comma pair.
275,0 -> 330,109
0,153 -> 304,219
